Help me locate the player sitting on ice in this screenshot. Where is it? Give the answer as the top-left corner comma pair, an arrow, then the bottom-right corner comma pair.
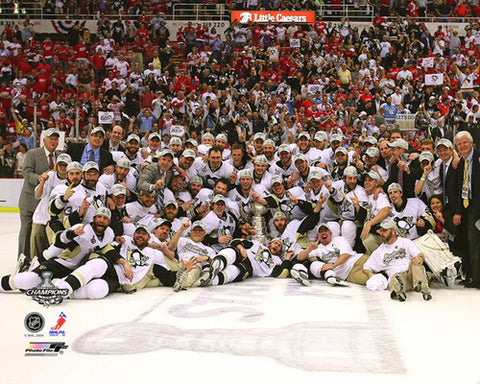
291,222 -> 370,287
53,225 -> 197,299
198,237 -> 294,286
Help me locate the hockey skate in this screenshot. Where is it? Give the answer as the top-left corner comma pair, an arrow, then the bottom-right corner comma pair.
14,253 -> 29,274
290,269 -> 310,287
326,276 -> 349,287
173,267 -> 189,292
391,276 -> 407,302
206,258 -> 223,284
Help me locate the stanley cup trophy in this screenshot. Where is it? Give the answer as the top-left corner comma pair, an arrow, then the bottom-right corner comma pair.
249,202 -> 268,245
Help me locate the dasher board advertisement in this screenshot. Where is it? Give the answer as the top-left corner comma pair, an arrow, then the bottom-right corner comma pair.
232,11 -> 315,24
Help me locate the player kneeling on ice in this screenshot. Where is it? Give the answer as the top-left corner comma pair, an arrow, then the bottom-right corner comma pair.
54,225 -> 197,299
199,238 -> 294,286
362,220 -> 432,302
292,222 -> 370,287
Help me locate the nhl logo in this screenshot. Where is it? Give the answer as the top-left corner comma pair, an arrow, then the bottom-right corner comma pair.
24,312 -> 45,333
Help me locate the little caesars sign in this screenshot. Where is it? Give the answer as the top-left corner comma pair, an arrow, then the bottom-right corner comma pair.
232,11 -> 315,24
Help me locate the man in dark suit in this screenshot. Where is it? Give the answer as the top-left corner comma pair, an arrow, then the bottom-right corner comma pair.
383,138 -> 422,199
101,124 -> 126,153
453,131 -> 480,288
67,126 -> 115,174
436,138 -> 459,210
18,128 -> 60,259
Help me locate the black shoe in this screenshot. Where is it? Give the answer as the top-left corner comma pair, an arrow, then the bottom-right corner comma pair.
464,281 -> 479,289
391,276 -> 407,302
459,279 -> 471,286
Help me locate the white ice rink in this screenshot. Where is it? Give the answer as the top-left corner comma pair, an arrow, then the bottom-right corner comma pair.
0,212 -> 479,384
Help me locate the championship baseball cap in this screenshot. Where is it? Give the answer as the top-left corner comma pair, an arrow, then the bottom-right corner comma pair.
165,200 -> 178,209
364,136 -> 378,145
379,220 -> 397,230
238,169 -> 253,179
343,166 -> 359,177
169,136 -> 182,146
148,132 -> 161,140
83,161 -> 99,172
211,195 -> 226,204
202,132 -> 214,141
182,149 -> 196,159
308,168 -> 325,182
154,218 -> 172,228
253,132 -> 266,142
335,147 -> 348,156
365,147 -> 380,158
387,182 -> 403,193
66,161 -> 82,172
111,184 -> 127,196
186,138 -> 198,147
215,133 -> 228,142
135,225 -> 151,235
254,155 -> 269,165
44,128 -> 60,137
297,132 -> 310,140
278,144 -> 291,154
56,153 -> 71,164
264,139 -> 276,148
126,134 -> 140,143
191,221 -> 206,231
388,139 -> 409,151
159,149 -> 174,158
359,111 -> 367,117
116,157 -> 131,169
317,222 -> 332,231
436,138 -> 453,149
94,207 -> 111,220
330,134 -> 343,143
91,126 -> 105,136
365,170 -> 380,181
314,131 -> 328,142
270,175 -> 284,186
272,211 -> 287,220
189,175 -> 203,185
294,153 -> 308,163
419,151 -> 434,163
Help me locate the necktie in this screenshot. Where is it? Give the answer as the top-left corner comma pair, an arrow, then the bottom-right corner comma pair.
89,149 -> 95,162
157,171 -> 165,213
48,153 -> 54,170
442,163 -> 447,204
463,158 -> 469,208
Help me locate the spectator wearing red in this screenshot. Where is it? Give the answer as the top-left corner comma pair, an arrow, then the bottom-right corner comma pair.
73,39 -> 89,62
140,85 -> 156,110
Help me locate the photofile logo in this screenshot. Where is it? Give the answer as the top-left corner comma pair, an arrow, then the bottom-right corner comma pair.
25,342 -> 68,356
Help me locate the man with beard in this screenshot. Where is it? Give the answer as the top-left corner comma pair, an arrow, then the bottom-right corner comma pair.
48,161 -> 108,233
293,222 -> 370,287
294,131 -> 322,163
330,147 -> 351,182
0,208 -> 118,293
287,153 -> 312,189
107,184 -> 135,238
354,146 -> 388,186
387,183 -> 434,240
112,134 -> 144,177
269,144 -> 296,183
125,189 -> 159,225
228,169 -> 265,224
363,220 -> 432,301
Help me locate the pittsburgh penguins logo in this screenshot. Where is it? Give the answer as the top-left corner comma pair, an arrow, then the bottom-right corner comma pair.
255,247 -> 274,267
127,247 -> 149,267
340,198 -> 353,215
393,216 -> 415,238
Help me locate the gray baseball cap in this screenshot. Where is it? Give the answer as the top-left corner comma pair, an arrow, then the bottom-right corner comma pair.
387,182 -> 403,193
66,161 -> 82,172
278,144 -> 291,154
436,138 -> 453,149
191,221 -> 206,231
94,207 -> 111,220
126,134 -> 140,143
419,151 -> 434,163
238,169 -> 253,179
343,166 -> 359,177
365,147 -> 380,158
135,225 -> 151,235
111,184 -> 127,196
379,220 -> 397,230
44,128 -> 60,137
83,161 -> 99,172
56,153 -> 71,164
365,170 -> 380,181
388,139 -> 409,151
254,155 -> 269,165
91,126 -> 105,136
116,157 -> 131,169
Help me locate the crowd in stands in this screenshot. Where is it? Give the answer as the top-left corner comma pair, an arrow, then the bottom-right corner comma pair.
0,4 -> 478,296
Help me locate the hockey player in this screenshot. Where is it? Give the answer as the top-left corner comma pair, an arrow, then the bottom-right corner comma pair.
197,145 -> 234,188
125,189 -> 159,225
98,157 -> 137,200
228,169 -> 266,223
269,144 -> 296,183
0,208 -> 118,293
201,237 -> 293,286
292,222 -> 370,287
387,183 -> 435,240
363,220 -> 432,301
202,195 -> 239,252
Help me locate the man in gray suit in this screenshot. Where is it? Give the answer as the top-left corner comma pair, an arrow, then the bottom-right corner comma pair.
18,128 -> 60,260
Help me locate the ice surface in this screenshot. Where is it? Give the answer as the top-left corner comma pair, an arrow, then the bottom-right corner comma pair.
0,213 -> 479,384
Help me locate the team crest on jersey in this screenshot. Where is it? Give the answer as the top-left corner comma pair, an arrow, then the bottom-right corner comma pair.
255,247 -> 274,267
320,247 -> 340,263
91,195 -> 106,210
127,248 -> 149,267
383,247 -> 406,265
340,198 -> 353,214
392,216 -> 415,238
